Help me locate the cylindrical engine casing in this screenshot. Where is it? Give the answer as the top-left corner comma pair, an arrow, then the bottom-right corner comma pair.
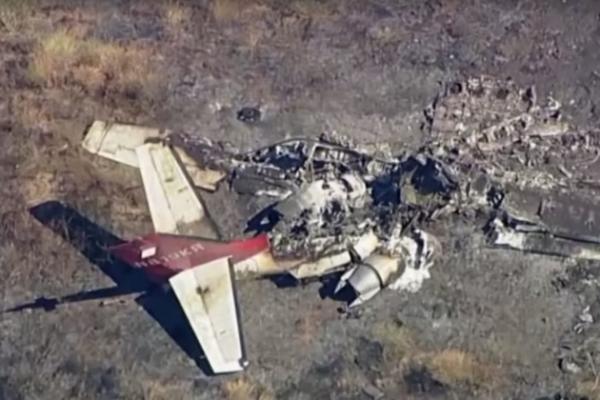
346,254 -> 401,296
363,254 -> 401,285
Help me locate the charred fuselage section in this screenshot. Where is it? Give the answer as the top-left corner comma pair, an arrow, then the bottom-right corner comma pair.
168,76 -> 600,306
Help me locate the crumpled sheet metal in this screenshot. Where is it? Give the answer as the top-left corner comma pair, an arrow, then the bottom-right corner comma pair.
164,106 -> 461,306
425,76 -> 569,147
261,150 -> 456,262
487,218 -> 600,261
387,230 -> 439,292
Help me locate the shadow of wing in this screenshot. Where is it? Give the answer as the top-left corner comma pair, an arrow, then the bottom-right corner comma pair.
28,200 -> 212,373
29,200 -> 151,292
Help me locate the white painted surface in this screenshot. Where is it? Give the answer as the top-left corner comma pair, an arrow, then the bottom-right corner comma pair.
136,143 -> 207,235
82,121 -> 160,167
169,258 -> 245,374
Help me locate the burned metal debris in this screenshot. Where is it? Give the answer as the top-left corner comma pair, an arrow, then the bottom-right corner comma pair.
169,131 -> 457,305
237,106 -> 261,123
78,75 -> 600,313
33,74 -> 600,375
166,75 -> 600,307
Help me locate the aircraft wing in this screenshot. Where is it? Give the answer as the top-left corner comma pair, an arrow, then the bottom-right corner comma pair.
82,121 -> 161,167
82,120 -> 225,191
169,257 -> 247,374
135,142 -> 220,239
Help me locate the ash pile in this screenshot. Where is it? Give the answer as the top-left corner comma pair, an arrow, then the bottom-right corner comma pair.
169,76 -> 600,306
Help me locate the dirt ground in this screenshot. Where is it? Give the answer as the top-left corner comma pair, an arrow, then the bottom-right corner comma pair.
2,1 -> 600,399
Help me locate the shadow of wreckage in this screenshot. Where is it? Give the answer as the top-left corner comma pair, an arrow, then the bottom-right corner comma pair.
17,201 -> 214,375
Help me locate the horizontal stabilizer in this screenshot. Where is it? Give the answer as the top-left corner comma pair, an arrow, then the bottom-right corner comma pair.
169,257 -> 247,374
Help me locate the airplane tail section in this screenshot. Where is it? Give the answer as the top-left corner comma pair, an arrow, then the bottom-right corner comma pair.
109,233 -> 273,283
81,121 -> 279,374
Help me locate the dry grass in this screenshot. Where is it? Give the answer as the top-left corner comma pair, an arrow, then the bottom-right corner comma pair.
20,172 -> 59,205
0,0 -> 32,34
243,21 -> 268,49
211,0 -> 333,21
288,0 -> 336,19
212,0 -> 262,21
29,29 -> 160,99
222,377 -> 274,400
577,379 -> 600,400
371,322 -> 501,391
163,1 -> 190,35
140,379 -> 192,400
426,349 -> 497,389
11,92 -> 52,133
372,321 -> 418,365
0,7 -> 19,33
294,308 -> 331,345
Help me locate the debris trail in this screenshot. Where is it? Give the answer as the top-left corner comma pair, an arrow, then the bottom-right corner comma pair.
79,76 -> 600,308
167,76 -> 600,305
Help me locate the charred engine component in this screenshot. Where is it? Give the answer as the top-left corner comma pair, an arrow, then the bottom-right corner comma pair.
289,230 -> 380,280
398,154 -> 458,212
168,135 -> 399,196
335,229 -> 438,307
335,254 -> 399,307
268,174 -> 374,258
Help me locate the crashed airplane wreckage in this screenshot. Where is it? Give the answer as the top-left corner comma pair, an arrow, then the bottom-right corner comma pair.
21,76 -> 600,374
75,120 -> 446,374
